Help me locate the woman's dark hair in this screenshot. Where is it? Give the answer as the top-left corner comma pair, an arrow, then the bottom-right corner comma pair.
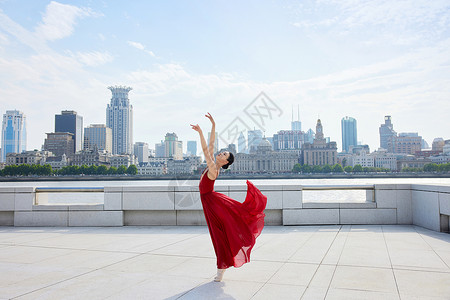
222,152 -> 234,169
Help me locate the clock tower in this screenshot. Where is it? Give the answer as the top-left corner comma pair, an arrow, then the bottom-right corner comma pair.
315,119 -> 324,140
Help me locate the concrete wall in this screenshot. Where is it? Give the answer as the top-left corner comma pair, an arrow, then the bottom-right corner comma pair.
1,183 -> 449,232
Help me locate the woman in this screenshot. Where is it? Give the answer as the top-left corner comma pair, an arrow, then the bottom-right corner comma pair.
190,113 -> 267,282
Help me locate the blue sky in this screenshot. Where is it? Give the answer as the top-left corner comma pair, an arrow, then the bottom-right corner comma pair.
1,0 -> 449,153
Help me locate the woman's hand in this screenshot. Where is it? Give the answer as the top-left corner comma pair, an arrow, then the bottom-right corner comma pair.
205,112 -> 215,125
190,124 -> 202,133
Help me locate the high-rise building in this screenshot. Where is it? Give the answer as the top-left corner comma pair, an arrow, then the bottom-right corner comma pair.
84,124 -> 112,153
432,138 -> 445,153
134,142 -> 149,164
248,129 -> 263,153
43,132 -> 74,156
272,130 -> 304,151
304,129 -> 315,144
155,141 -> 165,157
55,110 -> 83,152
164,133 -> 183,159
341,116 -> 357,153
387,133 -> 422,155
291,105 -> 301,131
379,116 -> 396,150
106,86 -> 133,155
238,132 -> 246,153
302,119 -> 337,166
208,132 -> 219,154
187,141 -> 197,156
1,110 -> 26,162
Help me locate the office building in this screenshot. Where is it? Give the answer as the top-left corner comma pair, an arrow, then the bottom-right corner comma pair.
341,116 -> 357,153
43,132 -> 74,156
379,116 -> 396,150
291,105 -> 301,131
84,124 -> 112,153
55,110 -> 83,152
248,129 -> 263,153
272,130 -> 304,151
134,142 -> 149,164
238,132 -> 246,153
1,110 -> 26,162
187,141 -> 197,156
388,133 -> 422,155
164,133 -> 183,160
106,86 -> 133,155
432,138 -> 445,153
230,138 -> 298,174
302,119 -> 338,166
155,141 -> 165,157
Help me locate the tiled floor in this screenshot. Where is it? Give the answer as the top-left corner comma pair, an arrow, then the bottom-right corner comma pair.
0,225 -> 449,300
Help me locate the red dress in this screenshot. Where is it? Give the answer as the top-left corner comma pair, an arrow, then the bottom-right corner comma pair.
199,169 -> 267,269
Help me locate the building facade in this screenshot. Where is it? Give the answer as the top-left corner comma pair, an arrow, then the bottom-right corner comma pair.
55,110 -> 83,152
137,162 -> 166,176
164,133 -> 183,160
109,154 -> 135,168
351,151 -> 374,168
69,149 -> 110,167
388,133 -> 422,155
133,142 -> 149,164
248,130 -> 263,153
230,138 -> 298,174
341,116 -> 357,153
84,124 -> 112,153
187,141 -> 197,156
1,110 -> 26,162
5,150 -> 51,166
302,119 -> 338,166
379,115 -> 396,150
167,156 -> 202,175
272,130 -> 304,151
106,86 -> 133,155
43,132 -> 74,156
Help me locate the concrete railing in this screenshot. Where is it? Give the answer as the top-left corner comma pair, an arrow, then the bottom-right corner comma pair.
0,183 -> 449,232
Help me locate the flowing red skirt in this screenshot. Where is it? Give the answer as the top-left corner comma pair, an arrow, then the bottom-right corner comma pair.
200,180 -> 267,269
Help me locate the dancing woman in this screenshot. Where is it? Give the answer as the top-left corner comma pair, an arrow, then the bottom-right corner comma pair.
191,113 -> 267,282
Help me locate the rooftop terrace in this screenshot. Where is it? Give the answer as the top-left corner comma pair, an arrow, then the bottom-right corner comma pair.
0,225 -> 449,299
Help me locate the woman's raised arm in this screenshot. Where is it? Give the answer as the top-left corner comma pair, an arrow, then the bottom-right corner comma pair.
191,123 -> 217,177
205,113 -> 216,159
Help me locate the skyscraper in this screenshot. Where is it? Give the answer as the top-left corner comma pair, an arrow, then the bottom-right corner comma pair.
379,116 -> 396,150
84,124 -> 112,153
341,116 -> 357,153
291,104 -> 301,131
164,132 -> 183,159
248,129 -> 263,153
43,132 -> 74,156
1,110 -> 26,162
187,141 -> 197,156
238,132 -> 246,153
106,86 -> 133,155
55,110 -> 83,152
134,142 -> 149,164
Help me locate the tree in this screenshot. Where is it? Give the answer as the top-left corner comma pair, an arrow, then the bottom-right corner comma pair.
292,163 -> 302,173
332,164 -> 344,173
424,163 -> 439,172
302,164 -> 312,173
97,165 -> 108,175
127,165 -> 138,175
342,158 -> 347,167
344,165 -> 353,173
353,164 -> 363,172
117,165 -> 127,174
322,164 -> 332,173
312,165 -> 322,173
108,166 -> 117,175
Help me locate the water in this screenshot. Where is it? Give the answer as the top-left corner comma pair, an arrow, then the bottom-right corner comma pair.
2,178 -> 449,205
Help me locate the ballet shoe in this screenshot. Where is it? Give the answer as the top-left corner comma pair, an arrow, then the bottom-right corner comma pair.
214,268 -> 225,282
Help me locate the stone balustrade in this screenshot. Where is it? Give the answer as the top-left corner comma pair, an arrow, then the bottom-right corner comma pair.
0,184 -> 449,232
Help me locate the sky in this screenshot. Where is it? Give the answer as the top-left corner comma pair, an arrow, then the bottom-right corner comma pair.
0,0 -> 449,153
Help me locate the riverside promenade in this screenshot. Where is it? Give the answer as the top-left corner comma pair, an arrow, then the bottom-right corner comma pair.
1,225 -> 449,299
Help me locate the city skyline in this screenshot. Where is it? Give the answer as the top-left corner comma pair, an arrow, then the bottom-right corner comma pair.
0,1 -> 449,153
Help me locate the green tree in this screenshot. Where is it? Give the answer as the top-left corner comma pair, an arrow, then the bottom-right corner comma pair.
97,165 -> 108,175
127,165 -> 138,175
322,164 -> 332,173
344,165 -> 353,173
292,163 -> 302,173
302,164 -> 312,173
332,164 -> 344,173
312,165 -> 322,173
353,164 -> 363,172
117,165 -> 127,174
424,163 -> 439,172
108,166 -> 117,175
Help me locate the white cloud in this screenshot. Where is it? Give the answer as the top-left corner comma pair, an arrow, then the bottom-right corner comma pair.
35,1 -> 98,41
68,51 -> 114,66
127,40 -> 156,57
